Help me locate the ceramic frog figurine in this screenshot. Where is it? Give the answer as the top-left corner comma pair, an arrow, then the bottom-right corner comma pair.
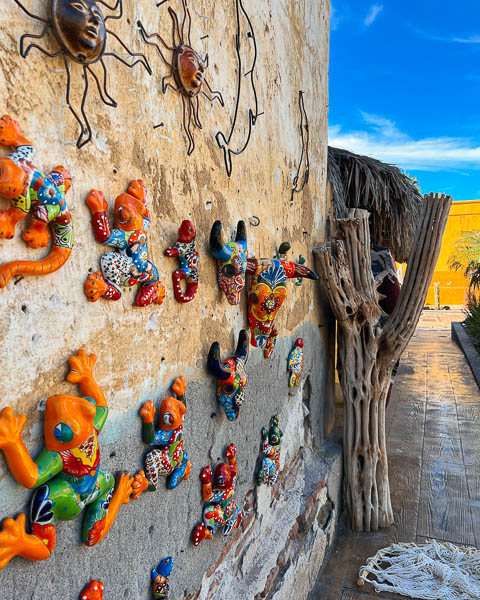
0,350 -> 133,570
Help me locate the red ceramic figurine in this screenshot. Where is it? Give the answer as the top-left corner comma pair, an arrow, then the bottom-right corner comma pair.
192,443 -> 242,546
80,580 -> 104,600
164,220 -> 199,303
84,180 -> 165,307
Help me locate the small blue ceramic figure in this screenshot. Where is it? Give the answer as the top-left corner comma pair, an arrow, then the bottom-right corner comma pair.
152,556 -> 173,599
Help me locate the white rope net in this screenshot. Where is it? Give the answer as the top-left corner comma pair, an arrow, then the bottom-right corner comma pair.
358,540 -> 480,599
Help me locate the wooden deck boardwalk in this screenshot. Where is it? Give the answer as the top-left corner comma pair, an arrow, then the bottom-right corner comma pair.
309,312 -> 480,599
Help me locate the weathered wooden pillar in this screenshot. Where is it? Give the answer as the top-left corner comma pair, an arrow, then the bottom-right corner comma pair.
314,193 -> 451,531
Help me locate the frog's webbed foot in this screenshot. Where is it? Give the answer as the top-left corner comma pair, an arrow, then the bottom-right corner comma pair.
0,207 -> 26,240
132,470 -> 149,500
84,272 -> 108,302
0,514 -> 50,569
22,219 -> 50,249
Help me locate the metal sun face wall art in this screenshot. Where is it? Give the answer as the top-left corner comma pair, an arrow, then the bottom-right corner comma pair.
257,415 -> 283,486
0,115 -> 74,288
84,180 -> 166,307
209,220 -> 247,305
207,329 -> 249,422
246,256 -> 318,358
138,0 -> 224,155
151,556 -> 174,599
132,377 -> 191,499
13,0 -> 151,148
164,220 -> 199,303
192,443 -> 242,546
0,350 -> 134,570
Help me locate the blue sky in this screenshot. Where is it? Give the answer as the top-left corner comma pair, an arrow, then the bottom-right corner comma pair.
329,1 -> 480,200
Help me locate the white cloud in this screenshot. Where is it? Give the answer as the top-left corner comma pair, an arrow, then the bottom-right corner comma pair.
364,4 -> 383,27
453,35 -> 480,44
329,112 -> 480,171
410,25 -> 480,44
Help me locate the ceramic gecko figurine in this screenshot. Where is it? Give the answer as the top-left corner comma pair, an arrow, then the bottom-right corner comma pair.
209,220 -> 247,305
287,338 -> 304,387
84,180 -> 165,307
207,330 -> 249,422
132,377 -> 191,499
192,443 -> 242,546
256,415 -> 283,486
151,556 -> 174,599
0,350 -> 133,570
164,220 -> 199,303
80,580 -> 104,600
0,114 -> 73,288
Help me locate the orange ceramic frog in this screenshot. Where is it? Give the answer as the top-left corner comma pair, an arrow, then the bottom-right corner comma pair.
0,350 -> 133,570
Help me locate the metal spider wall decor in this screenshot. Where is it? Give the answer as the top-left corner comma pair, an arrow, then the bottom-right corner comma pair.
138,0 -> 224,156
13,0 -> 152,148
215,0 -> 261,177
290,90 -> 310,203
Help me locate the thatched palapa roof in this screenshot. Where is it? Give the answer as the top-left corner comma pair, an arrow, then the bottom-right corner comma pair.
328,146 -> 424,263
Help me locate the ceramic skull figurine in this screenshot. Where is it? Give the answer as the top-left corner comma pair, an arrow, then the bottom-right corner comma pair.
246,256 -> 318,358
209,220 -> 247,305
207,330 -> 249,422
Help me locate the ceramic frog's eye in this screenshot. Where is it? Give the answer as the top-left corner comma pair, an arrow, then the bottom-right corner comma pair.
52,0 -> 106,64
54,422 -> 74,442
217,475 -> 224,486
163,412 -> 174,425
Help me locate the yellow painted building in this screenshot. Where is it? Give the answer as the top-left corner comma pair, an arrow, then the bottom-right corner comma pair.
425,200 -> 480,305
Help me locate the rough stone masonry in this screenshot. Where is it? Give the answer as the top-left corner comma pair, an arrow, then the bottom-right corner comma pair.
0,0 -> 340,598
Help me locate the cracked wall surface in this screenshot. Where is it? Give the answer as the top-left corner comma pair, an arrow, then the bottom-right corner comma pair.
0,0 -> 334,598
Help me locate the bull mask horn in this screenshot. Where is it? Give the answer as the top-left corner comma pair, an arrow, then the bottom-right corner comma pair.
210,220 -> 232,262
235,220 -> 247,246
235,329 -> 249,361
207,342 -> 231,380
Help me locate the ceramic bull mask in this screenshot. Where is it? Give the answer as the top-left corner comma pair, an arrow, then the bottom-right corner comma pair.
246,256 -> 318,358
209,220 -> 247,305
207,329 -> 249,422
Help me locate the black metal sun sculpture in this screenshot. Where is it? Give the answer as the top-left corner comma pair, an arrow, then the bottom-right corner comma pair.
137,0 -> 224,156
14,0 -> 152,148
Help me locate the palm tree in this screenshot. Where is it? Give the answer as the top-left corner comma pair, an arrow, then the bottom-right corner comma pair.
448,230 -> 480,289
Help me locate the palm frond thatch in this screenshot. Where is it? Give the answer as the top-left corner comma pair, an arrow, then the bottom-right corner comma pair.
328,146 -> 424,262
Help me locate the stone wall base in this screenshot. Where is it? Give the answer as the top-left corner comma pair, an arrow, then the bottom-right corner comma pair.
186,441 -> 342,600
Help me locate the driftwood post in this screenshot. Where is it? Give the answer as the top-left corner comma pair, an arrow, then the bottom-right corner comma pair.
314,193 -> 451,531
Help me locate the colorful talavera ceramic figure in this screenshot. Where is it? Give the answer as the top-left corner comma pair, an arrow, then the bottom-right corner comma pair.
151,556 -> 173,599
246,256 -> 318,358
209,220 -> 247,305
80,580 -> 104,600
84,180 -> 165,307
14,0 -> 151,148
0,114 -> 73,288
0,350 -> 133,570
132,377 -> 191,499
287,338 -> 304,387
164,220 -> 199,303
257,415 -> 283,486
138,0 -> 223,155
207,330 -> 249,422
192,443 -> 242,546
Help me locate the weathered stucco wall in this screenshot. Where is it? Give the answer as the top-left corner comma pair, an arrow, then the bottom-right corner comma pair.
0,0 -> 336,598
